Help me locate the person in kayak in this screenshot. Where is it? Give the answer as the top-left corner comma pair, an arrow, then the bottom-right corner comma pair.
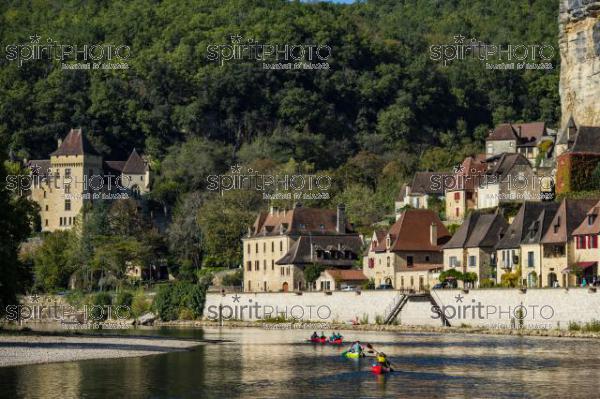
376,352 -> 393,371
311,331 -> 318,340
348,340 -> 363,354
320,331 -> 326,339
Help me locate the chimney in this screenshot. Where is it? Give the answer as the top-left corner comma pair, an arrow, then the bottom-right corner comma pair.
430,222 -> 437,246
517,125 -> 522,138
57,138 -> 63,148
336,204 -> 346,234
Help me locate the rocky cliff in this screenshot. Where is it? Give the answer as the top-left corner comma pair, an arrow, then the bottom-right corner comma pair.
559,0 -> 600,127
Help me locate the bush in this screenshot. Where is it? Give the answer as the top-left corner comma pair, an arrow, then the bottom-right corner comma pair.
65,290 -> 85,307
153,282 -> 207,321
115,291 -> 134,308
221,269 -> 243,287
131,291 -> 151,318
479,278 -> 495,288
88,292 -> 112,321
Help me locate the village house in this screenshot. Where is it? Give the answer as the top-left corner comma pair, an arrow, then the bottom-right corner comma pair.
315,269 -> 368,291
445,155 -> 486,222
477,153 -> 542,209
571,201 -> 600,285
519,202 -> 560,287
443,211 -> 508,286
554,118 -> 600,194
495,202 -> 555,286
242,204 -> 362,293
362,209 -> 450,291
540,199 -> 597,287
485,122 -> 554,166
395,171 -> 452,216
28,128 -> 150,232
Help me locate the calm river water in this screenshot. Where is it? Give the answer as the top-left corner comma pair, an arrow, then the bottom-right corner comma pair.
0,327 -> 597,398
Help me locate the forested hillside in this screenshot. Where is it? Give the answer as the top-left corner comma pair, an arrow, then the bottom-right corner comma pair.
0,0 -> 560,263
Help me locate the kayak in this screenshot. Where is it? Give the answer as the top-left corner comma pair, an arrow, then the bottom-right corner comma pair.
343,351 -> 364,359
371,364 -> 391,374
309,337 -> 327,343
329,338 -> 343,345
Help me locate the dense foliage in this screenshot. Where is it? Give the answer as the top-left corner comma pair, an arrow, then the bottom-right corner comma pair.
0,0 -> 561,275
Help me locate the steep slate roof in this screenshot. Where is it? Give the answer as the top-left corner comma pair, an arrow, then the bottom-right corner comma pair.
250,206 -> 354,237
570,126 -> 600,153
275,235 -> 363,267
122,149 -> 147,174
373,209 -> 450,252
572,201 -> 600,236
521,202 -> 561,245
444,211 -> 508,249
496,202 -> 551,249
28,159 -> 51,177
541,199 -> 598,244
104,161 -> 126,174
409,172 -> 453,195
487,122 -> 546,143
324,269 -> 367,281
50,128 -> 100,156
486,153 -> 531,179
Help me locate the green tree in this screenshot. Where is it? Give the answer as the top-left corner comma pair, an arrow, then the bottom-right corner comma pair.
33,231 -> 77,292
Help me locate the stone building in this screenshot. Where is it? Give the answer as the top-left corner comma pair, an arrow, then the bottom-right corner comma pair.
445,155 -> 486,222
28,128 -> 150,232
363,209 -> 450,291
242,204 -> 362,293
443,211 -> 508,286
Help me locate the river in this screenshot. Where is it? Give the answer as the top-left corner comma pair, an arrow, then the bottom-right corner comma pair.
0,327 -> 596,398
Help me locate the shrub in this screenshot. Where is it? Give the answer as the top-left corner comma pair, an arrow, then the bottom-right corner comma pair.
88,292 -> 112,321
115,291 -> 134,308
131,291 -> 151,318
153,282 -> 207,321
568,321 -> 581,331
479,278 -> 495,288
65,290 -> 85,307
222,269 -> 243,287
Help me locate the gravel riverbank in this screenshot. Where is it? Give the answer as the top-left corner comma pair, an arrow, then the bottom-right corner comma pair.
0,334 -> 203,368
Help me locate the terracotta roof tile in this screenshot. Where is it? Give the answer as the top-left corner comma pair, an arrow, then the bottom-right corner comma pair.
324,269 -> 368,281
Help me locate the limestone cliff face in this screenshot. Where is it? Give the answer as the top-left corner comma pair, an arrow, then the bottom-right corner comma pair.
559,0 -> 600,127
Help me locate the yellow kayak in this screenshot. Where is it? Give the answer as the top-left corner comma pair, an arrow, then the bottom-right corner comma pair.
343,351 -> 364,359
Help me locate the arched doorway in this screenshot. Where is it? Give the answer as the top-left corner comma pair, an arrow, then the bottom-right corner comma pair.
385,277 -> 393,288
548,272 -> 557,287
527,272 -> 537,287
282,282 -> 289,292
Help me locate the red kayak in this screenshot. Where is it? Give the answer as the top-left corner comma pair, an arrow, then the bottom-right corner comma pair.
309,337 -> 327,343
329,338 -> 343,345
371,365 -> 391,374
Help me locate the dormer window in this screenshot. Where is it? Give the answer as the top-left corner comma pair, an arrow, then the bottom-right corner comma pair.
588,215 -> 596,226
386,235 -> 391,249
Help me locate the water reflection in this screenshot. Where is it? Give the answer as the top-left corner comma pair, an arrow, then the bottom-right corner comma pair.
0,327 -> 598,398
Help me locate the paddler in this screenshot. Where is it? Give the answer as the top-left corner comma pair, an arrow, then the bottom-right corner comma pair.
348,340 -> 363,354
311,331 -> 318,340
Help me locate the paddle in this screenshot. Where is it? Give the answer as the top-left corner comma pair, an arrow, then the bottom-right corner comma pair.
366,343 -> 397,372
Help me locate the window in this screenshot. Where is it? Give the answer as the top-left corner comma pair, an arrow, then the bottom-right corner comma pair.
280,267 -> 284,276
410,276 -> 414,287
591,235 -> 599,249
43,191 -> 47,199
64,184 -> 70,194
401,277 -> 404,287
263,260 -> 267,271
247,244 -> 250,254
449,256 -> 458,267
255,243 -> 259,253
368,258 -> 374,268
247,261 -> 251,271
271,260 -> 275,270
263,243 -> 266,252
425,255 -> 430,262
263,282 -> 267,291
59,217 -> 63,226
468,255 -> 476,267
407,256 -> 414,266
45,205 -> 48,211
140,175 -> 144,181
248,281 -> 251,291
286,267 -> 290,276
589,215 -> 597,226
454,192 -> 460,201
64,199 -> 71,211
255,261 -> 259,271
527,251 -> 534,268
64,168 -> 71,178
280,241 -> 283,251
386,257 -> 390,267
44,219 -> 48,227
271,242 -> 274,252
455,208 -> 459,217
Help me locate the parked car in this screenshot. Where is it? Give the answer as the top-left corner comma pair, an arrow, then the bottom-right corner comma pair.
432,281 -> 456,289
376,284 -> 394,290
341,285 -> 355,291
